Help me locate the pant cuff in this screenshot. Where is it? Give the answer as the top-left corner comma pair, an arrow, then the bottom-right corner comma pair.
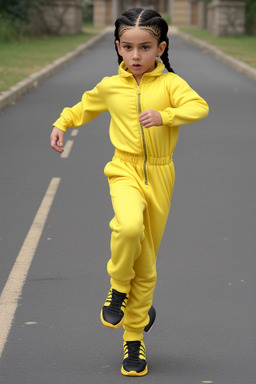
123,326 -> 144,341
110,277 -> 130,294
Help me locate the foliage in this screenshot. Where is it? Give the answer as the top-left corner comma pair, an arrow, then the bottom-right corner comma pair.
245,0 -> 256,34
82,0 -> 93,23
0,0 -> 36,22
162,13 -> 171,25
0,0 -> 38,42
0,13 -> 25,43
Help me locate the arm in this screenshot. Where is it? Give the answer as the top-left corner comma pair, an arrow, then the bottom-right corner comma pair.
53,80 -> 108,132
159,76 -> 209,127
139,76 -> 208,129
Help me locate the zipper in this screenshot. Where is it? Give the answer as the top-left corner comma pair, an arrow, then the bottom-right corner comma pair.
137,87 -> 148,185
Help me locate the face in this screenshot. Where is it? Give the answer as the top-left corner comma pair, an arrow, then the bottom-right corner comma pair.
116,27 -> 166,84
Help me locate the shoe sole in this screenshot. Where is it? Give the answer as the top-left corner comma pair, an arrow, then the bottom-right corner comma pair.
100,310 -> 124,329
144,305 -> 156,333
144,322 -> 155,333
121,366 -> 148,376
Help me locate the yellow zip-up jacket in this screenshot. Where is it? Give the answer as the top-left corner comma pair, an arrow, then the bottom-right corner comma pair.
53,60 -> 209,159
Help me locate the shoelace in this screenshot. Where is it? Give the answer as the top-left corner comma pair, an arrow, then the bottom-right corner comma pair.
106,289 -> 128,314
124,341 -> 145,362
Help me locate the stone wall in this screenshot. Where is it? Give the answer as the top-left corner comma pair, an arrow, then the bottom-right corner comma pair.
93,0 -> 107,27
171,0 -> 190,25
197,0 -> 207,29
207,0 -> 246,37
29,0 -> 83,35
93,0 -> 170,27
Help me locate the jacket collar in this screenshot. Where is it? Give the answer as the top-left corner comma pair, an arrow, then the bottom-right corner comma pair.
118,59 -> 165,80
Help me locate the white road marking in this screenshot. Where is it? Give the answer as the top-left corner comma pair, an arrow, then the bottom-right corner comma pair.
60,140 -> 74,158
25,322 -> 37,325
70,129 -> 79,137
0,177 -> 61,359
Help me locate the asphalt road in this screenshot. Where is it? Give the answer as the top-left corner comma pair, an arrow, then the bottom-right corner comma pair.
0,32 -> 256,384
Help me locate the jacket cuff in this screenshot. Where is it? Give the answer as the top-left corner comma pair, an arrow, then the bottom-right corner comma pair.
52,118 -> 68,132
159,110 -> 173,126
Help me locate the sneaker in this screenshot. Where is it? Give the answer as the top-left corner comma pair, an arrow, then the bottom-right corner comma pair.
100,288 -> 128,329
121,340 -> 148,376
144,305 -> 156,333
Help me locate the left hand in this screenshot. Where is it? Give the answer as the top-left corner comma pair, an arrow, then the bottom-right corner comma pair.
139,109 -> 162,128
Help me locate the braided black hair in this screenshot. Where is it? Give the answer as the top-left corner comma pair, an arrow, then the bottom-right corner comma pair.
114,8 -> 174,73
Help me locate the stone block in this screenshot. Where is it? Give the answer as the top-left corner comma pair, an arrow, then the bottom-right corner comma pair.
207,0 -> 246,37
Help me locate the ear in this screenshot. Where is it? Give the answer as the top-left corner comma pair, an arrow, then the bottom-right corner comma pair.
115,40 -> 121,56
157,41 -> 167,57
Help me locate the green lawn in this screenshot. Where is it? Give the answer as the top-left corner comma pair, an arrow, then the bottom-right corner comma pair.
0,26 -> 101,93
179,27 -> 256,69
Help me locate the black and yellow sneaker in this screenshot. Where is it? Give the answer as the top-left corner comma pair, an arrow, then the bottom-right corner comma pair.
121,340 -> 148,376
144,305 -> 156,333
100,288 -> 128,329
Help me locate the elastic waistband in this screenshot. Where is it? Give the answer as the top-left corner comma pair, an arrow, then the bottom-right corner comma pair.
114,149 -> 173,166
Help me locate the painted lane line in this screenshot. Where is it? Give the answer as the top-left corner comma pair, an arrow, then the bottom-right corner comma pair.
0,177 -> 61,359
70,129 -> 79,137
60,140 -> 74,158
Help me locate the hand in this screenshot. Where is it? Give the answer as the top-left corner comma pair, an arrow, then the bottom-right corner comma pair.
139,109 -> 162,128
50,126 -> 65,153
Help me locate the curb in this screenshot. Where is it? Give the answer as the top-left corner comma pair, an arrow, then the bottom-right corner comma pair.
170,27 -> 256,82
0,28 -> 110,114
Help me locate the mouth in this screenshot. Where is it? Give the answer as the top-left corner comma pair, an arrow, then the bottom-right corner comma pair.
132,64 -> 142,69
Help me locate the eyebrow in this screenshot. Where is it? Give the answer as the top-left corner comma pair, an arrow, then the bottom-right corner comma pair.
121,41 -> 153,45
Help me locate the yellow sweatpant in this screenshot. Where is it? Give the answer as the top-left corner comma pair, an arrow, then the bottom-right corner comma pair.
104,149 -> 175,341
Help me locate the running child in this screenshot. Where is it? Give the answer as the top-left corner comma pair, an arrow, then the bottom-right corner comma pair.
50,8 -> 209,376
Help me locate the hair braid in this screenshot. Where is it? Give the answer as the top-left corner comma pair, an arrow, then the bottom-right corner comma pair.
160,37 -> 175,73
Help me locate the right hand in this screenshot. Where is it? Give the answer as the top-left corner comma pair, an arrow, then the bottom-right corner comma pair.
50,126 -> 65,153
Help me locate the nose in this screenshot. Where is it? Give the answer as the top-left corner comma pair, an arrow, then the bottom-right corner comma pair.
132,48 -> 140,59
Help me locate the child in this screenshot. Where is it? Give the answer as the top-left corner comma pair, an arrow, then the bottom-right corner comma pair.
50,8 -> 209,377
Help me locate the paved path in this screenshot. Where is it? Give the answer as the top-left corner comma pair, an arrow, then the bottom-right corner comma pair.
0,32 -> 256,383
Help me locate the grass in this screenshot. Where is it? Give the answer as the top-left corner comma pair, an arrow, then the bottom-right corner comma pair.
0,25 -> 102,93
179,27 -> 256,69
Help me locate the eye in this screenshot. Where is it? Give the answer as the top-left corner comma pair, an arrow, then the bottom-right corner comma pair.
124,45 -> 132,50
142,45 -> 150,50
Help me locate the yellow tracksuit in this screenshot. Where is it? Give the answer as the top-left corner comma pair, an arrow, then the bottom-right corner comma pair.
54,60 -> 209,341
